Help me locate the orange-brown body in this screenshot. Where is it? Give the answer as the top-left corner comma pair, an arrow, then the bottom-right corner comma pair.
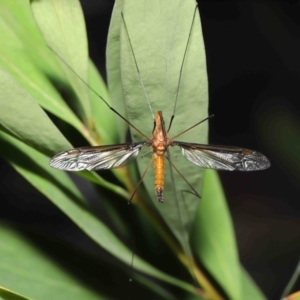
151,111 -> 171,203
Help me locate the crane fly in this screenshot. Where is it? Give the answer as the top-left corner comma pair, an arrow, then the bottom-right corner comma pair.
50,109 -> 270,203
49,5 -> 270,203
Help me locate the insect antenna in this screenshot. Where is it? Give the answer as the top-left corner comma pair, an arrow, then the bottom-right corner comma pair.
48,46 -> 150,140
167,4 -> 198,133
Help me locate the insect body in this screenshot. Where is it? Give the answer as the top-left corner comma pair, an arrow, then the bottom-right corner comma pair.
50,111 -> 270,203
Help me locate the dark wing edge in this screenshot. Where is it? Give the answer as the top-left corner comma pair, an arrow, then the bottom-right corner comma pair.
50,142 -> 148,171
173,141 -> 271,171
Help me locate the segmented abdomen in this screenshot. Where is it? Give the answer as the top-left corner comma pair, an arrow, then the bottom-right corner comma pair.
154,153 -> 164,203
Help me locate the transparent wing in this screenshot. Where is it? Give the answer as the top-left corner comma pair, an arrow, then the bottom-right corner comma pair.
174,141 -> 270,171
50,142 -> 147,171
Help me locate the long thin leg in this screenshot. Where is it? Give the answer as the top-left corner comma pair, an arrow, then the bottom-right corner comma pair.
165,155 -> 200,198
128,156 -> 154,204
167,5 -> 199,132
165,148 -> 200,291
121,13 -> 155,121
49,46 -> 150,140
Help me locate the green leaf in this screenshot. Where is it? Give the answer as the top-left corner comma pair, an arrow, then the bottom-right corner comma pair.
32,0 -> 119,147
0,0 -> 84,137
88,60 -> 119,145
192,170 -> 241,299
31,0 -> 91,121
192,170 -> 266,300
106,0 -> 129,143
0,65 -> 72,156
108,0 -> 208,249
0,223 -> 109,300
0,286 -> 32,300
241,268 -> 267,300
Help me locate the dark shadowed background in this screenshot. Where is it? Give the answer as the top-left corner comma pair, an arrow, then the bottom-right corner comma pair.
1,1 -> 300,299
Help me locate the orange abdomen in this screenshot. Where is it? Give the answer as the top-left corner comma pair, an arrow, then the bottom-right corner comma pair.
154,153 -> 164,203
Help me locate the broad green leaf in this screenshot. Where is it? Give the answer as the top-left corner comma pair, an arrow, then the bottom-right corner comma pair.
0,65 -> 72,157
241,268 -> 267,300
88,60 -> 119,145
0,223 -> 109,300
108,0 -> 208,249
0,286 -> 32,300
106,0 -> 128,143
31,0 -> 91,123
33,0 -> 119,148
0,131 -> 197,295
192,170 -> 265,300
0,0 -> 113,147
0,0 -> 61,69
0,1 -> 84,137
192,170 -> 241,299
